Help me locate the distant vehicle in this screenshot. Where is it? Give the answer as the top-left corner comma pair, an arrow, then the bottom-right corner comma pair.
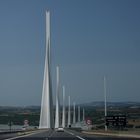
57,127 -> 64,132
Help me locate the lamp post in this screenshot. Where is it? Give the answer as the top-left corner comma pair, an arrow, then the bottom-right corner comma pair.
104,76 -> 107,131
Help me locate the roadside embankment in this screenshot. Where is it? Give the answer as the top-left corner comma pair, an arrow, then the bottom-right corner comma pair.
82,130 -> 140,138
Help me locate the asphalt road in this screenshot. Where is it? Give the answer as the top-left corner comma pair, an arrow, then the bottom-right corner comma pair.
1,129 -> 140,140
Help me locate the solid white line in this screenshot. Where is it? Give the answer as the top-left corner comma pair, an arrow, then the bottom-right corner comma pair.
4,130 -> 44,140
5,134 -> 33,140
76,135 -> 86,140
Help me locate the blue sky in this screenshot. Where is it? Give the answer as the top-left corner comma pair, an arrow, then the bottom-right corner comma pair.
0,0 -> 140,106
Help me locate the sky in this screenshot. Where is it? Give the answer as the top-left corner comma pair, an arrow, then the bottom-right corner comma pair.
0,0 -> 140,106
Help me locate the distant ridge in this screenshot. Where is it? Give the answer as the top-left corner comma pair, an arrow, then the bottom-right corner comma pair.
0,101 -> 140,109
80,101 -> 140,108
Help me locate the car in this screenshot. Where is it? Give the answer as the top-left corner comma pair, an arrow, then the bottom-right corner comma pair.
57,127 -> 64,132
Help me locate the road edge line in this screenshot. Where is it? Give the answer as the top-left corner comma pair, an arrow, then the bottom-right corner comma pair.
4,130 -> 44,140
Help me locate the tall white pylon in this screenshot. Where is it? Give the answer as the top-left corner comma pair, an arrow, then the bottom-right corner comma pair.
62,86 -> 66,128
104,76 -> 107,131
78,106 -> 80,122
39,11 -> 54,129
73,102 -> 76,124
68,96 -> 71,127
55,66 -> 60,128
82,108 -> 85,121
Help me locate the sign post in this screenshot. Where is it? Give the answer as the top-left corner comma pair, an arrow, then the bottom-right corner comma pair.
86,118 -> 92,130
8,121 -> 13,131
23,120 -> 29,130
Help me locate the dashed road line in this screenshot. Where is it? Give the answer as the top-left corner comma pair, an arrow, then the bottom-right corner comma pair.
65,130 -> 86,140
49,130 -> 56,137
76,135 -> 86,140
64,130 -> 74,135
68,131 -> 74,135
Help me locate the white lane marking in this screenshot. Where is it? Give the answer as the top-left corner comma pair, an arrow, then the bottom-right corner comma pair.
49,130 -> 56,137
4,130 -> 45,140
67,132 -> 74,135
64,130 -> 74,135
65,130 -> 86,140
76,135 -> 86,140
4,133 -> 34,140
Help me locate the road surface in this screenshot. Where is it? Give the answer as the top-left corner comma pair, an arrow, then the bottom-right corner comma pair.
1,129 -> 139,140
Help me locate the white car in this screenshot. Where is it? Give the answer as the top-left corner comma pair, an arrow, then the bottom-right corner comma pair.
57,127 -> 64,132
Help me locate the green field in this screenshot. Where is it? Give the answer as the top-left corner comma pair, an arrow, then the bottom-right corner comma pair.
0,102 -> 140,130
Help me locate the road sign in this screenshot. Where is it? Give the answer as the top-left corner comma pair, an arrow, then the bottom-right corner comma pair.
86,118 -> 92,125
24,120 -> 29,126
106,115 -> 126,127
